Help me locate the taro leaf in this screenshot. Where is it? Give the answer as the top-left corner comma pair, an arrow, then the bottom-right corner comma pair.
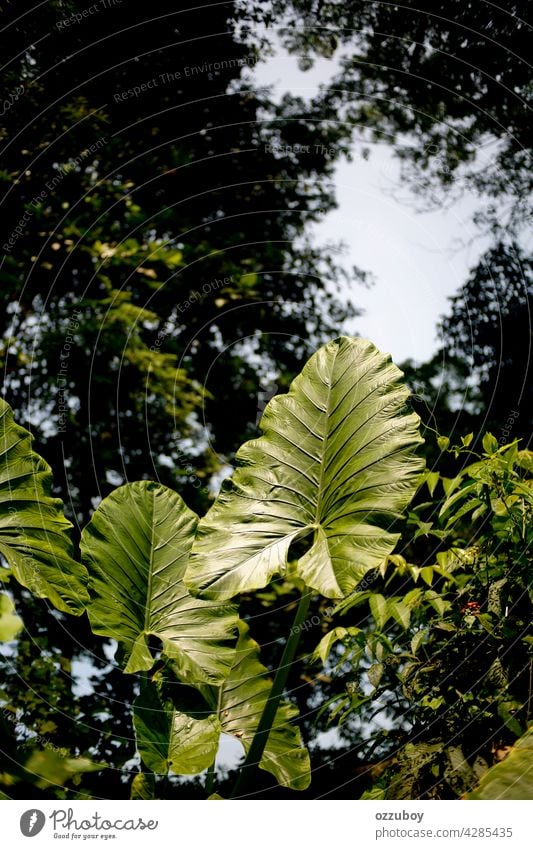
186,337 -> 423,601
134,624 -> 311,790
467,727 -> 533,799
218,623 -> 310,790
133,682 -> 219,775
0,398 -> 88,614
80,481 -> 237,682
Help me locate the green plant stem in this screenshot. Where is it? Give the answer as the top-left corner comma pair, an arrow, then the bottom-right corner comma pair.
205,759 -> 216,796
526,657 -> 533,722
230,590 -> 312,798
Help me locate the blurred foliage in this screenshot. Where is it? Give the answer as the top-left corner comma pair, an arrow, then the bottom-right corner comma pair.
311,436 -> 532,798
0,581 -> 106,798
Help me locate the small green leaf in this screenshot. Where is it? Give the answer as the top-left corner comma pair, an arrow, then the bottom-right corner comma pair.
130,772 -> 156,799
403,588 -> 423,609
439,481 -> 477,520
420,567 -> 434,586
437,435 -> 450,451
426,592 -> 449,617
434,621 -> 457,632
422,696 -> 444,711
367,662 -> 384,689
411,629 -> 428,655
516,449 -> 533,474
313,627 -> 350,663
389,600 -> 411,629
369,594 -> 390,630
425,471 -> 440,496
413,521 -> 433,539
361,786 -> 386,799
0,593 -> 23,641
482,433 -> 499,455
461,433 -> 474,448
442,474 -> 462,496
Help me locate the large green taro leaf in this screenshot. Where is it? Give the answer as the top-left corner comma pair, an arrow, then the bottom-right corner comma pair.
133,681 -> 219,776
0,398 -> 88,614
186,337 -> 424,600
80,481 -> 238,683
134,624 -> 311,790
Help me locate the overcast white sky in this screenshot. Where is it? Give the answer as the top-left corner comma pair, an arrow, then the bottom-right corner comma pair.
252,49 -> 493,365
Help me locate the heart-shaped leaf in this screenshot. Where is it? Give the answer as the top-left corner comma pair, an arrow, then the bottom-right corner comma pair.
134,624 -> 311,790
0,399 -> 88,614
133,682 -> 219,775
186,337 -> 423,600
80,481 -> 238,683
218,623 -> 310,790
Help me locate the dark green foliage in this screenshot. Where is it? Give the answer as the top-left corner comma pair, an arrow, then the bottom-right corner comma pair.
0,0 -> 359,523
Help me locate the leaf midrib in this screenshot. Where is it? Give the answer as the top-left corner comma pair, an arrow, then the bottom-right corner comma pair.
313,347 -> 337,526
144,490 -> 156,633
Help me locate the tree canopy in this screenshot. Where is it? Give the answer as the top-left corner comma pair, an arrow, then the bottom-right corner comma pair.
1,0 -> 361,523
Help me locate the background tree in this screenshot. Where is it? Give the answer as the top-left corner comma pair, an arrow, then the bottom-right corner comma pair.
0,0 -> 362,522
252,0 -> 532,443
257,0 -> 531,232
